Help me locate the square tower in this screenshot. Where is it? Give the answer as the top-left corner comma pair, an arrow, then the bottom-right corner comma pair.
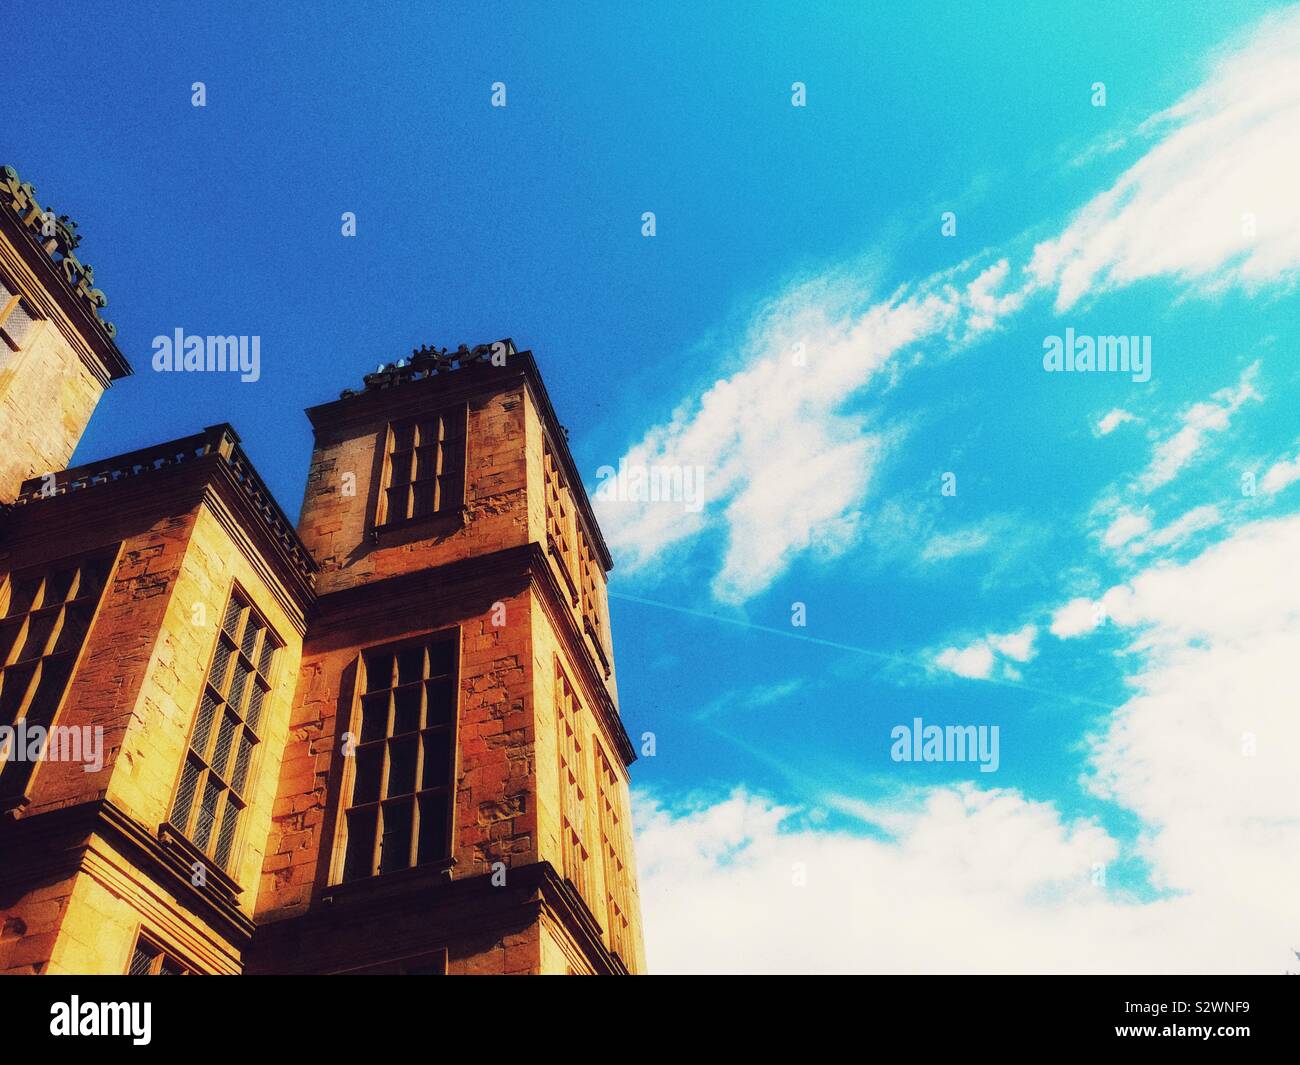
248,341 -> 645,974
0,165 -> 130,503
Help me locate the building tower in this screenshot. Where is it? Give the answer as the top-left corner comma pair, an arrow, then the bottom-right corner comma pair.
247,342 -> 645,974
0,166 -> 131,503
0,164 -> 644,975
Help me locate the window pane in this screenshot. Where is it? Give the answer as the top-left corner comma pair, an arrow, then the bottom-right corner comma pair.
170,758 -> 201,828
391,423 -> 414,451
352,745 -> 382,806
222,596 -> 244,636
210,636 -> 235,694
214,800 -> 241,869
245,681 -> 268,734
45,568 -> 77,605
417,793 -> 449,865
428,640 -> 454,677
240,617 -> 261,659
389,450 -> 412,486
0,619 -> 21,666
53,602 -> 93,654
227,656 -> 252,714
76,560 -> 111,603
396,646 -> 424,686
210,712 -> 239,779
421,730 -> 451,789
414,446 -> 439,481
392,684 -> 420,735
23,655 -> 73,729
0,662 -> 37,725
424,677 -> 455,726
192,778 -> 222,851
5,577 -> 41,617
257,638 -> 277,677
359,693 -> 389,744
379,801 -> 413,874
16,609 -> 57,661
192,691 -> 220,760
364,654 -> 393,693
387,737 -> 417,797
343,809 -> 377,881
231,731 -> 256,794
129,943 -> 157,976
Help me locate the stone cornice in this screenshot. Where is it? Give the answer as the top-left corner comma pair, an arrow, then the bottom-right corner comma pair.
307,542 -> 635,767
0,798 -> 255,944
250,860 -> 629,976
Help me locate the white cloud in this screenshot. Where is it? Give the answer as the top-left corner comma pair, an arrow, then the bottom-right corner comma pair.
1028,7 -> 1300,308
1143,504 -> 1222,550
1094,408 -> 1135,436
638,515 -> 1300,974
933,624 -> 1037,680
1260,452 -> 1300,495
1050,596 -> 1103,639
595,268 -> 1020,603
991,624 -> 1038,662
1136,363 -> 1260,492
1101,509 -> 1151,549
933,642 -> 997,680
601,7 -> 1299,603
920,526 -> 992,562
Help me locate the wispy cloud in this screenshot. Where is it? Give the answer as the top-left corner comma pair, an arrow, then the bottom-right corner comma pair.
599,6 -> 1300,604
1094,408 -> 1136,436
1136,362 -> 1260,492
1027,7 -> 1300,308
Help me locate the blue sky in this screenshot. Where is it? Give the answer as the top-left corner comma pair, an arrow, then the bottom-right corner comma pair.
9,2 -> 1300,973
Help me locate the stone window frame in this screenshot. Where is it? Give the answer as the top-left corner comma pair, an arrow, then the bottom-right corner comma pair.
577,532 -> 611,677
166,584 -> 282,876
373,404 -> 468,532
0,545 -> 119,809
555,658 -> 593,907
126,928 -> 200,976
332,628 -> 461,885
593,742 -> 632,963
543,442 -> 580,606
0,271 -> 40,352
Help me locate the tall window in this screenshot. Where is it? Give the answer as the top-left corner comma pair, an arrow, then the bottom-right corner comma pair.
128,934 -> 196,976
376,408 -> 466,527
341,634 -> 458,882
578,534 -> 604,653
0,274 -> 37,351
595,746 -> 632,962
544,444 -> 577,594
170,589 -> 281,872
555,662 -> 590,904
0,551 -> 114,800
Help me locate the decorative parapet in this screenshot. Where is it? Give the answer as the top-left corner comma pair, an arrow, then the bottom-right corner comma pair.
339,338 -> 517,399
9,424 -> 318,588
0,164 -> 118,343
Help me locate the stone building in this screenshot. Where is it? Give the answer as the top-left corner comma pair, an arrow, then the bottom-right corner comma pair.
0,164 -> 644,975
